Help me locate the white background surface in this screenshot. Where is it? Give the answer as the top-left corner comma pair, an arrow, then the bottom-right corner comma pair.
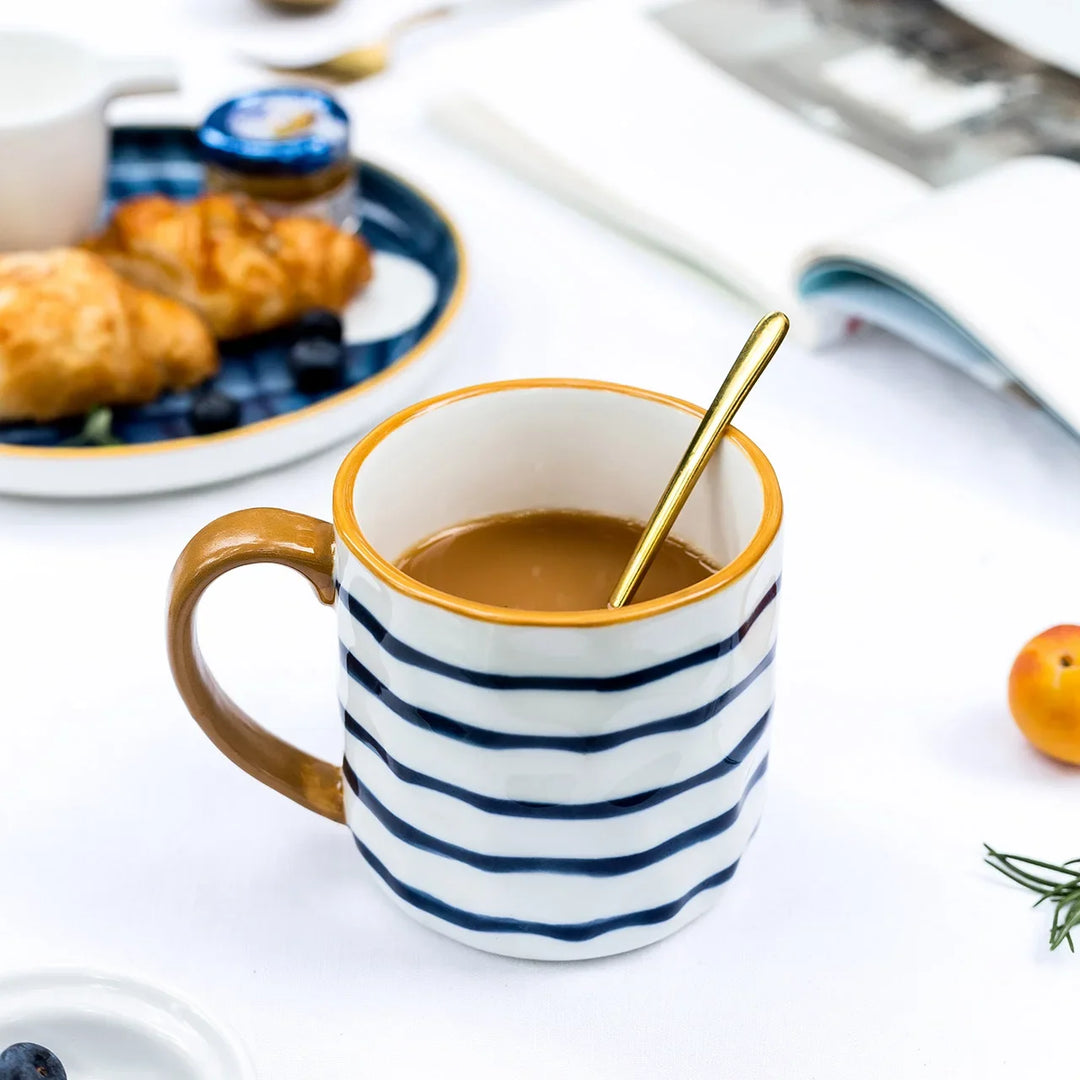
2,2 -> 1080,1077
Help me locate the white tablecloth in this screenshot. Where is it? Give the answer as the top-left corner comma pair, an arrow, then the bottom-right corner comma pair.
3,3 -> 1080,1077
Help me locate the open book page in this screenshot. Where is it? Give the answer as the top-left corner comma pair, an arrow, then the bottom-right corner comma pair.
941,0 -> 1080,79
430,0 -> 928,343
796,155 -> 1080,433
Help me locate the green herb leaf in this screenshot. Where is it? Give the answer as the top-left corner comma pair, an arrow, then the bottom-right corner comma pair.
61,406 -> 123,447
985,843 -> 1080,952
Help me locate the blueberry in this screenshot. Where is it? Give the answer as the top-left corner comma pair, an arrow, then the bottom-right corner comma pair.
295,308 -> 343,344
288,338 -> 346,394
0,1043 -> 66,1080
190,390 -> 241,435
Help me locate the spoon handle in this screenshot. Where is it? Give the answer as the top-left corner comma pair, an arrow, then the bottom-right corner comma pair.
388,2 -> 457,38
608,311 -> 789,609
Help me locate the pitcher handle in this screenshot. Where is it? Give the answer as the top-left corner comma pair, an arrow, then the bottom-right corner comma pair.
103,55 -> 180,99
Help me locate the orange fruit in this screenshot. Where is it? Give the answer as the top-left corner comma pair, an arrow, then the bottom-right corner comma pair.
1008,625 -> 1080,765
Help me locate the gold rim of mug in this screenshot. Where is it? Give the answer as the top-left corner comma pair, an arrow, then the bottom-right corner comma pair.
332,378 -> 784,627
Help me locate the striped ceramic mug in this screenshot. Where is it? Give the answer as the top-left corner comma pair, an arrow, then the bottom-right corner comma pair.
167,378 -> 783,960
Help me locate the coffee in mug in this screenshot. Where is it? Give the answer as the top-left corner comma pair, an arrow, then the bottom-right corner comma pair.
396,509 -> 719,611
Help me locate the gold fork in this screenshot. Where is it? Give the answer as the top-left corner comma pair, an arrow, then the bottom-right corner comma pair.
259,4 -> 456,82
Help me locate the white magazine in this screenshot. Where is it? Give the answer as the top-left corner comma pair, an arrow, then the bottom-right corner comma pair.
432,0 -> 1080,434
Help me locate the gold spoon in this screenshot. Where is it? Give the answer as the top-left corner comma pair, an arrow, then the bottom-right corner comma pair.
608,311 -> 789,609
252,4 -> 456,82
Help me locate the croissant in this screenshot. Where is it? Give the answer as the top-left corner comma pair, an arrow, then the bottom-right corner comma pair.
85,194 -> 373,340
0,249 -> 217,422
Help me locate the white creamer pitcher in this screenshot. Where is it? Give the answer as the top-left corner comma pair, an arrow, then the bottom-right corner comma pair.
0,30 -> 178,251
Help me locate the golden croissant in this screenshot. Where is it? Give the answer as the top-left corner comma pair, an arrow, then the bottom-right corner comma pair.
85,194 -> 373,339
0,249 -> 217,423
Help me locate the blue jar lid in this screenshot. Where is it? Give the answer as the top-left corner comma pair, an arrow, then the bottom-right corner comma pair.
197,87 -> 350,176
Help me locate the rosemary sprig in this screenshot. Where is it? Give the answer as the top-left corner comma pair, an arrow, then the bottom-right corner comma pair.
985,843 -> 1080,952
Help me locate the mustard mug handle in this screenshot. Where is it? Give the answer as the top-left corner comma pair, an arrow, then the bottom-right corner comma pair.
166,508 -> 345,823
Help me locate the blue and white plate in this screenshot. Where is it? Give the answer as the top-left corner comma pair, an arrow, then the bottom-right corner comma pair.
0,126 -> 465,498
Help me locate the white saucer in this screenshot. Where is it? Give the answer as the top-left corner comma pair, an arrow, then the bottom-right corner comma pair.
0,971 -> 255,1080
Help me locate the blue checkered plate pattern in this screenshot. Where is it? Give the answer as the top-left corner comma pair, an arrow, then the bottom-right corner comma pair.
0,126 -> 461,448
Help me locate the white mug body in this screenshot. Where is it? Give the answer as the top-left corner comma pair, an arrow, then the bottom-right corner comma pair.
332,380 -> 783,959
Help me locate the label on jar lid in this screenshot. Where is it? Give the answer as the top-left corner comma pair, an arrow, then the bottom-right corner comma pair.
228,91 -> 347,143
198,87 -> 350,176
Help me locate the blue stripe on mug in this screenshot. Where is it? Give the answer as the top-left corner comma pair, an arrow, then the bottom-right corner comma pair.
341,643 -> 776,752
336,578 -> 780,691
354,838 -> 742,942
344,754 -> 767,876
343,707 -> 771,819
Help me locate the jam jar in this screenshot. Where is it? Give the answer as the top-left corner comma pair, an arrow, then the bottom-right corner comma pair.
197,87 -> 358,230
